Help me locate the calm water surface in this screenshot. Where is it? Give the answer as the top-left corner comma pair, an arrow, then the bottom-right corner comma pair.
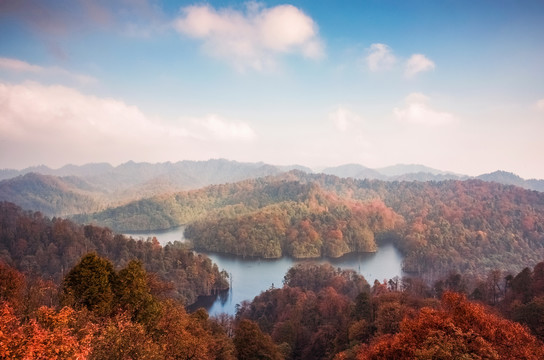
125,226 -> 404,316
125,226 -> 186,245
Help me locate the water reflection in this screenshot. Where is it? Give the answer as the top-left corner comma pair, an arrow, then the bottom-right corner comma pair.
124,227 -> 404,316
198,243 -> 404,316
124,226 -> 186,245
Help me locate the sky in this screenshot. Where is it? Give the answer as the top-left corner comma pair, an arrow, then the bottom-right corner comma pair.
1,0 -> 544,179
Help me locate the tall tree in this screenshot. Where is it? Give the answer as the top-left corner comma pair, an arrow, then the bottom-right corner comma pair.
115,259 -> 160,327
61,253 -> 116,316
234,319 -> 282,360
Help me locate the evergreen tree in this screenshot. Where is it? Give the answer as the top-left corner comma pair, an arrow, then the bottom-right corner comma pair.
62,253 -> 116,316
234,319 -> 282,360
115,259 -> 161,327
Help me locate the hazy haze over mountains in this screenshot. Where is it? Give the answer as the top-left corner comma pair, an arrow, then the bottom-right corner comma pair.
1,2 -> 544,357
1,159 -> 544,218
0,159 -> 309,216
1,1 -> 544,179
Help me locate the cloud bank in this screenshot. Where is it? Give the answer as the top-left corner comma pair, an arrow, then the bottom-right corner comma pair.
0,57 -> 97,84
0,81 -> 256,167
394,93 -> 454,126
174,3 -> 324,70
192,115 -> 256,141
329,106 -> 363,132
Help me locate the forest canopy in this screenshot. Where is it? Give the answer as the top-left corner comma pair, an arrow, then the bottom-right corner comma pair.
79,172 -> 544,279
0,201 -> 228,305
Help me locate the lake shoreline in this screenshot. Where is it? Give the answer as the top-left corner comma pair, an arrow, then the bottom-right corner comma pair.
125,227 -> 405,316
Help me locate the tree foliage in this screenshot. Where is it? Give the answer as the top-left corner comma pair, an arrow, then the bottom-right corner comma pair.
0,202 -> 228,305
234,319 -> 282,360
356,292 -> 544,360
82,172 -> 544,279
185,185 -> 402,259
0,258 -> 235,360
62,253 -> 117,317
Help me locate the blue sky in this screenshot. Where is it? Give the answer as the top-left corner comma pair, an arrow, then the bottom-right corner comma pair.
1,0 -> 544,178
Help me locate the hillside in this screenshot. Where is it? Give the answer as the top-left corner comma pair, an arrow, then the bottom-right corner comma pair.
0,201 -> 228,305
3,251 -> 544,359
0,173 -> 104,216
0,159 -> 306,216
79,172 -> 544,279
478,170 -> 544,192
185,185 -> 402,259
75,179 -> 337,231
3,161 -> 544,219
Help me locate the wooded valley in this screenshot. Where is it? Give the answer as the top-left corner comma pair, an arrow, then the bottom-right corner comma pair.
1,164 -> 544,358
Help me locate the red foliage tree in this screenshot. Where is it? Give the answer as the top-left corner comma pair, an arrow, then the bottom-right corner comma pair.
357,292 -> 544,359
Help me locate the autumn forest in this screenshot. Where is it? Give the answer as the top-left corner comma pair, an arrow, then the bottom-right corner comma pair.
1,163 -> 544,359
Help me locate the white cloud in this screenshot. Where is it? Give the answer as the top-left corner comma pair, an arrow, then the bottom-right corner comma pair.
393,93 -> 454,126
0,81 -> 257,167
173,3 -> 323,71
536,98 -> 544,112
0,57 -> 97,84
329,106 -> 362,132
405,54 -> 435,78
192,115 -> 256,141
0,81 -> 159,142
0,57 -> 43,72
366,43 -> 396,72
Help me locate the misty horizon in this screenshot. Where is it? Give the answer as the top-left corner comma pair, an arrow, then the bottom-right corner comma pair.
1,1 -> 543,179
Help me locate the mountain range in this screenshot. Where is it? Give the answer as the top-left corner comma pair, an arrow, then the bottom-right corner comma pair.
322,164 -> 544,192
0,160 -> 309,216
1,159 -> 543,217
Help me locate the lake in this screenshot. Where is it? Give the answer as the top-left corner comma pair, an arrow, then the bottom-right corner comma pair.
125,226 -> 405,316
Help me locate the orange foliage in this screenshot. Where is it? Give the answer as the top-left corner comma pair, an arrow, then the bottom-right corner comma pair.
357,292 -> 544,360
0,303 -> 93,360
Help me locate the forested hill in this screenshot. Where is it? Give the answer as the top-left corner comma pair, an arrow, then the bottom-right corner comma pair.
0,159 -> 311,216
3,160 -> 544,219
292,173 -> 544,278
0,172 -> 104,216
0,201 -> 228,305
79,172 -> 544,279
0,159 -> 309,217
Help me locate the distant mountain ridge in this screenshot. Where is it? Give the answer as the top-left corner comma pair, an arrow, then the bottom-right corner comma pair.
0,159 -> 310,216
0,172 -> 103,216
376,164 -> 453,177
1,160 -> 543,218
321,164 -> 385,180
322,164 -> 544,192
477,170 -> 544,193
322,163 -> 467,182
0,159 -> 313,182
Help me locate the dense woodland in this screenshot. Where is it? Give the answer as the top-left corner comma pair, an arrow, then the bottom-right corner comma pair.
80,172 -> 544,279
0,160 -> 301,217
235,260 -> 544,359
0,173 -> 104,217
1,250 -> 544,359
0,202 -> 228,305
2,166 -> 544,358
185,185 -> 401,259
3,163 -> 543,219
